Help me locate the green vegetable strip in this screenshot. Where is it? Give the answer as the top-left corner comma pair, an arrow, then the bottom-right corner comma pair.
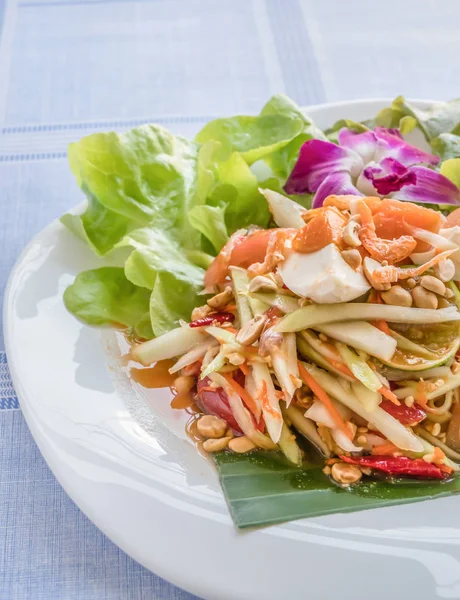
336,343 -> 381,392
276,303 -> 460,332
249,292 -> 300,314
277,422 -> 303,466
296,337 -> 354,382
388,328 -> 438,359
230,267 -> 253,325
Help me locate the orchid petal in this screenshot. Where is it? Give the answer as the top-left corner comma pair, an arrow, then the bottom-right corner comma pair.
338,129 -> 378,164
312,171 -> 363,208
339,127 -> 439,168
284,139 -> 363,195
373,127 -> 439,167
376,127 -> 404,140
357,158 -> 416,197
390,166 -> 460,205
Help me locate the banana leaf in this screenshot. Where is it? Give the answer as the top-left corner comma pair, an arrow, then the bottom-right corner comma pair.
213,450 -> 460,529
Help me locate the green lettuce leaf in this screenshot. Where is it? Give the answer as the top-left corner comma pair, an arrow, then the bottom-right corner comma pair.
325,119 -> 369,143
261,94 -> 326,178
63,267 -> 151,336
188,204 -> 228,253
150,272 -> 205,337
431,133 -> 460,161
195,96 -> 305,165
117,227 -> 205,335
440,158 -> 460,189
60,189 -> 130,256
63,125 -> 202,254
214,152 -> 270,232
374,96 -> 460,142
117,227 -> 204,290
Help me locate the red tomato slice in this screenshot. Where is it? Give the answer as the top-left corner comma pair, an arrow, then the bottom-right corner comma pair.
204,230 -> 272,288
380,399 -> 426,425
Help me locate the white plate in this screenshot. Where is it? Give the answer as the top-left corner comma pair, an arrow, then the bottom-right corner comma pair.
5,99 -> 460,600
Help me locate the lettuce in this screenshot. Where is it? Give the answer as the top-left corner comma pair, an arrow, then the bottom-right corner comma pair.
261,95 -> 326,179
195,96 -> 304,165
63,125 -> 202,255
373,96 -> 460,142
63,267 -> 152,338
117,227 -> 205,336
431,133 -> 460,161
440,159 -> 460,189
188,204 -> 228,253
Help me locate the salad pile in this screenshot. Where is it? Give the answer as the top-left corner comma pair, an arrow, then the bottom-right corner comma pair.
63,95 -> 460,490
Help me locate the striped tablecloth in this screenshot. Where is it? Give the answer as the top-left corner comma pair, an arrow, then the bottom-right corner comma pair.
1,1 -> 460,598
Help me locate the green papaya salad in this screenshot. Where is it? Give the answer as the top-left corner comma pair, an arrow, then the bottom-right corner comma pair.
63,95 -> 460,487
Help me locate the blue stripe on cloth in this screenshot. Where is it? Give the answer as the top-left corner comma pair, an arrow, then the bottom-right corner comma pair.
0,0 -> 5,40
0,409 -> 200,599
2,114 -> 212,135
0,152 -> 67,161
265,0 -> 325,106
0,352 -> 18,409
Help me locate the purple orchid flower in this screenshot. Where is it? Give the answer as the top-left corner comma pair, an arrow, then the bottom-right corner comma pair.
284,127 -> 460,208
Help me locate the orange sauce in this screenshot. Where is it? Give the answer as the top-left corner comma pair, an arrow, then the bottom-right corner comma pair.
130,358 -> 200,416
130,359 -> 176,388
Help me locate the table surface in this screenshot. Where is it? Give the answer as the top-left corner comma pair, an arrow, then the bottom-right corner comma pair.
1,1 -> 460,598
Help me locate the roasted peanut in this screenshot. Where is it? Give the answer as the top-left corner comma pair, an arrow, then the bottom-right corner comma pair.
403,277 -> 417,289
342,220 -> 361,247
173,375 -> 195,395
207,286 -> 233,310
236,314 -> 267,346
228,436 -> 256,453
381,285 -> 413,307
196,415 -> 228,439
331,462 -> 362,485
412,285 -> 438,309
420,275 -> 446,296
227,352 -> 246,366
202,437 -> 231,452
405,395 -> 415,407
191,305 -> 212,320
432,423 -> 441,437
437,297 -> 451,309
341,248 -> 362,269
363,258 -> 391,291
434,259 -> 456,283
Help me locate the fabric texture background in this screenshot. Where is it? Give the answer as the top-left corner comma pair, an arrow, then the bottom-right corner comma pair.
1,0 -> 460,597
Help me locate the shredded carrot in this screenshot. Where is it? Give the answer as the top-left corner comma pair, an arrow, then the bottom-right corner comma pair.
259,380 -> 280,418
439,463 -> 453,475
416,380 -> 428,408
298,361 -> 353,440
243,346 -> 259,356
330,359 -> 355,378
433,447 -> 446,464
239,363 -> 249,376
372,442 -> 400,456
379,386 -> 400,406
223,326 -> 238,334
372,320 -> 391,335
222,373 -> 259,416
224,304 -> 237,312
